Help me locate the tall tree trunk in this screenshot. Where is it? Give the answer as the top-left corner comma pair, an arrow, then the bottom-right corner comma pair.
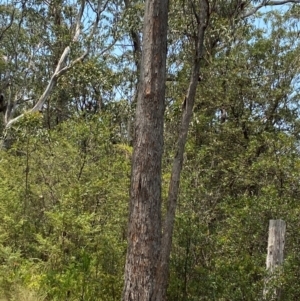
122,0 -> 299,300
153,0 -> 209,299
122,0 -> 168,299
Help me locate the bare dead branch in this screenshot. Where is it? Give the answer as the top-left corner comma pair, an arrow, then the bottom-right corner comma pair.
242,0 -> 300,18
0,8 -> 15,41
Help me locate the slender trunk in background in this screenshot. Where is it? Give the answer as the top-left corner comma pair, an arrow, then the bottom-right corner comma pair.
122,0 -> 168,299
123,0 -> 142,144
153,0 -> 209,299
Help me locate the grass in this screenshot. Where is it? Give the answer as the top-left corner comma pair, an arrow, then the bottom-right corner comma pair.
0,285 -> 46,301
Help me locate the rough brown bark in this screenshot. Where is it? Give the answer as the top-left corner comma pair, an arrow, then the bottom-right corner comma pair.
122,0 -> 168,299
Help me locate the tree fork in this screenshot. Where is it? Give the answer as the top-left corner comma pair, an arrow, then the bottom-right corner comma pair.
153,0 -> 209,300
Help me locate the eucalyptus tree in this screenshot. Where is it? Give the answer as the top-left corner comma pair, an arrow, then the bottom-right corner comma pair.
167,7 -> 300,299
0,0 -> 122,136
123,0 -> 300,300
121,0 -> 168,299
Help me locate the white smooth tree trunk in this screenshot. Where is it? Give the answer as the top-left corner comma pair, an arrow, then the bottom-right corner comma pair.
263,219 -> 286,300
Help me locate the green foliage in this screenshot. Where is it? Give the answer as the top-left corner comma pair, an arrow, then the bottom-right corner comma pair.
0,114 -> 129,300
165,8 -> 300,301
0,0 -> 300,300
